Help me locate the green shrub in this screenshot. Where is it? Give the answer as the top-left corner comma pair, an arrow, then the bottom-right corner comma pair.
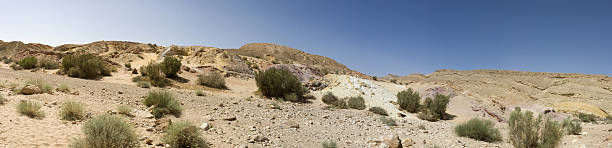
117,105 -> 132,116
71,115 -> 138,148
255,68 -> 305,101
17,56 -> 37,69
131,76 -> 145,82
3,58 -> 12,64
143,91 -> 181,118
390,79 -> 397,83
140,62 -> 171,87
17,100 -> 44,118
56,84 -> 71,93
60,101 -> 85,121
321,141 -> 337,148
161,56 -> 181,78
39,59 -> 59,69
577,113 -> 597,123
136,81 -> 151,88
368,107 -> 388,116
380,116 -> 397,126
508,107 -> 563,148
197,72 -> 227,89
62,54 -> 111,79
322,92 -> 338,104
561,118 -> 582,135
163,121 -> 207,148
195,90 -> 205,96
454,118 -> 502,142
397,88 -> 420,113
25,79 -> 53,94
418,94 -> 450,121
347,96 -> 366,110
0,94 -> 6,104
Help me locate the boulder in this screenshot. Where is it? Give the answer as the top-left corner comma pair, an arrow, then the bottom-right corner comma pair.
21,85 -> 41,95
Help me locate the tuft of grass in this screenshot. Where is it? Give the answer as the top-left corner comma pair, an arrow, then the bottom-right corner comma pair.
71,115 -> 138,148
143,91 -> 181,118
577,113 -> 597,123
117,105 -> 133,116
397,88 -> 420,113
17,56 -> 38,69
136,81 -> 151,88
321,141 -> 337,148
454,118 -> 502,142
39,59 -> 59,69
380,116 -> 397,126
197,72 -> 227,89
60,101 -> 85,121
195,90 -> 205,96
56,84 -> 71,93
368,107 -> 388,116
561,118 -> 582,135
163,121 -> 208,148
347,96 -> 366,110
17,100 -> 44,118
508,107 -> 563,148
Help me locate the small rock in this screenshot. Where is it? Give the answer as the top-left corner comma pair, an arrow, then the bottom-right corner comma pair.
118,91 -> 123,94
200,122 -> 211,131
284,121 -> 300,129
254,135 -> 269,142
381,134 -> 401,148
133,109 -> 154,118
401,138 -> 415,147
21,85 -> 42,95
223,115 -> 237,121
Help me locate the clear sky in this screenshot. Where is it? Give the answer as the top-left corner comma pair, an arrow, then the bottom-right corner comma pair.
1,0 -> 611,76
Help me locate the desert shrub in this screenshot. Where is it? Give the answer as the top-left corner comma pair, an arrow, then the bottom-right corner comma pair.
62,54 -> 111,79
143,91 -> 181,118
417,109 -> 438,122
255,68 -> 305,101
140,62 -> 171,87
390,79 -> 397,83
284,93 -> 300,102
560,118 -> 582,135
322,141 -> 337,148
71,115 -> 138,148
577,113 -> 597,123
117,105 -> 132,116
3,58 -> 12,64
418,94 -> 450,121
454,118 -> 502,142
131,76 -> 145,82
163,121 -> 207,148
195,90 -> 205,96
60,101 -> 85,121
380,116 -> 397,126
56,84 -> 71,93
0,94 -> 6,104
39,59 -> 59,69
25,79 -> 53,94
17,100 -> 44,118
368,107 -> 388,116
136,81 -> 151,88
322,92 -> 339,104
397,88 -> 420,113
17,56 -> 38,69
197,72 -> 227,89
161,56 -> 181,78
508,107 -> 563,148
347,96 -> 366,110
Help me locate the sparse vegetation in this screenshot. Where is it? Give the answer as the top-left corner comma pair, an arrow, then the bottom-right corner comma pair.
25,79 -> 53,94
60,101 -> 85,121
163,121 -> 208,148
508,107 -> 563,148
17,56 -> 38,69
368,107 -> 388,116
0,94 -> 6,104
195,90 -> 205,96
139,62 -> 172,87
71,115 -> 138,148
561,118 -> 582,135
117,105 -> 132,116
577,113 -> 597,123
39,59 -> 59,69
454,118 -> 502,142
17,100 -> 44,118
418,94 -> 450,121
321,141 -> 337,148
397,88 -> 420,113
380,116 -> 397,126
161,56 -> 181,78
255,68 -> 305,102
143,91 -> 181,118
62,54 -> 111,79
3,58 -> 12,64
56,84 -> 71,93
347,96 -> 366,110
136,81 -> 151,88
390,79 -> 397,83
197,72 -> 227,89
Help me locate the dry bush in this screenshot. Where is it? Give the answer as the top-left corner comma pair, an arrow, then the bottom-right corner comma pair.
60,101 -> 85,121
368,107 -> 388,116
56,84 -> 71,93
195,90 -> 205,96
136,81 -> 151,88
347,96 -> 366,110
17,100 -> 44,118
561,118 -> 582,135
0,94 -> 6,104
163,121 -> 208,148
71,115 -> 138,148
380,116 -> 397,126
117,105 -> 133,116
39,59 -> 59,69
454,118 -> 502,142
144,91 -> 181,118
322,141 -> 337,148
197,72 -> 227,89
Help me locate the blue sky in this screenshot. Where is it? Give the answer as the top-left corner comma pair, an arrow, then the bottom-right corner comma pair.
1,0 -> 611,76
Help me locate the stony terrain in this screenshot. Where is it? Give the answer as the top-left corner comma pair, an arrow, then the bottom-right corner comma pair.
0,40 -> 611,148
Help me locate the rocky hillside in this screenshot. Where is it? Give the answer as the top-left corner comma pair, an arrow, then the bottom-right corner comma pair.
383,69 -> 612,117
